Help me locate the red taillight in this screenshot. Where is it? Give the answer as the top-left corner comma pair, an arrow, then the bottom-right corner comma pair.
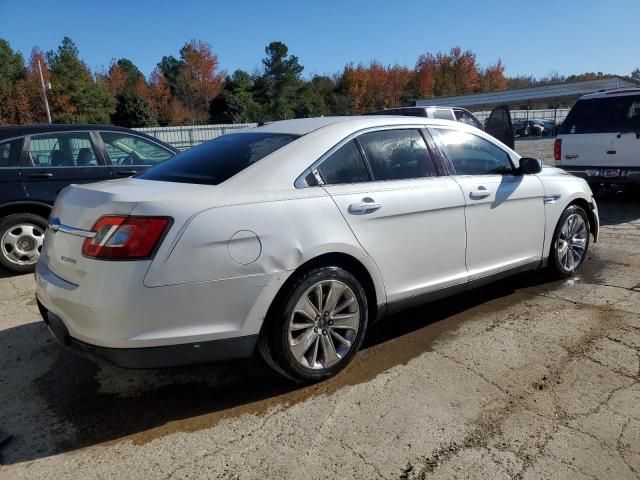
82,216 -> 171,260
553,138 -> 562,162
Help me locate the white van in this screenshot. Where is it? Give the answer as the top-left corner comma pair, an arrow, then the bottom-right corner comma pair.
555,88 -> 640,190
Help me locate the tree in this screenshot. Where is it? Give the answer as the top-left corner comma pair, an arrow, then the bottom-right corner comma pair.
0,39 -> 27,124
208,91 -> 249,123
46,37 -> 111,123
632,68 -> 640,81
479,60 -> 507,91
256,41 -> 304,120
111,92 -> 155,127
174,40 -> 224,123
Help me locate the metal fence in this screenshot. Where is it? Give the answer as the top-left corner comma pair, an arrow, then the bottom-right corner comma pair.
472,108 -> 571,124
135,123 -> 258,150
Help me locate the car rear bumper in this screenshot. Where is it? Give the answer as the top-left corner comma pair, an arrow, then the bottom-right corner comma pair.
34,254 -> 287,367
37,299 -> 258,368
559,166 -> 640,186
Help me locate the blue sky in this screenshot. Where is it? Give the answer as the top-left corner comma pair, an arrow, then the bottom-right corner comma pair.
1,0 -> 638,79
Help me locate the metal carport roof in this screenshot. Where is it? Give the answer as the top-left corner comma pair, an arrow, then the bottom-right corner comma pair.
416,77 -> 640,108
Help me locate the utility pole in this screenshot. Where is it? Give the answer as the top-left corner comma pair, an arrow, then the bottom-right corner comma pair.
37,59 -> 51,124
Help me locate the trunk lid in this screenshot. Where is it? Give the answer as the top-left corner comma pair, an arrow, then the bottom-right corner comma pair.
43,178 -> 209,284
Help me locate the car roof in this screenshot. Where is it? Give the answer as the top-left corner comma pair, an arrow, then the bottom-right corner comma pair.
252,115 -> 460,136
0,124 -> 176,149
580,87 -> 640,100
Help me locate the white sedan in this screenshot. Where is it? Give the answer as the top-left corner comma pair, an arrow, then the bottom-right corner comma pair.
35,116 -> 599,382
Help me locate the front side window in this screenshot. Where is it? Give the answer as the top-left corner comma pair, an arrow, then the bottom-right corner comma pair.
561,95 -> 640,134
317,140 -> 370,184
100,132 -> 174,166
435,129 -> 513,175
358,129 -> 437,181
138,132 -> 299,185
26,132 -> 99,167
0,139 -> 22,168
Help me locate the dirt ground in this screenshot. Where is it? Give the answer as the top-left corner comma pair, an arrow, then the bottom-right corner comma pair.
1,153 -> 639,479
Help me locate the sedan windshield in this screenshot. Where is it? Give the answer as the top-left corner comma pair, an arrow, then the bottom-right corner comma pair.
138,132 -> 300,185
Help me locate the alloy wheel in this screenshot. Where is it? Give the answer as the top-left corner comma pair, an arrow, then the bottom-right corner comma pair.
556,213 -> 588,273
287,279 -> 360,370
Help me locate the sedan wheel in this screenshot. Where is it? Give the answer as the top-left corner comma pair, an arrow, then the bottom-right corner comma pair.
260,266 -> 368,382
288,279 -> 360,370
550,205 -> 590,278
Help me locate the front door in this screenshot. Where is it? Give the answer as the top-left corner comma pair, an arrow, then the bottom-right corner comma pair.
318,128 -> 468,304
97,131 -> 175,177
23,131 -> 111,206
432,128 -> 545,280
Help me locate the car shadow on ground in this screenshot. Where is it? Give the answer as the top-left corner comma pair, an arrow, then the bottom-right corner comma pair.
595,188 -> 640,226
0,269 -> 565,465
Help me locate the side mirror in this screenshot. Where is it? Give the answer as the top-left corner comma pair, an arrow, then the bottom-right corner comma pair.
518,157 -> 542,175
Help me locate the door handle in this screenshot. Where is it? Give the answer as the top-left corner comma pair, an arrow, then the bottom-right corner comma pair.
26,172 -> 54,179
606,150 -> 616,155
115,170 -> 138,176
469,186 -> 491,200
348,198 -> 382,214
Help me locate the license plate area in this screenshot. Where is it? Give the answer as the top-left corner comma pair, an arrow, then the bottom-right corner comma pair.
603,168 -> 621,178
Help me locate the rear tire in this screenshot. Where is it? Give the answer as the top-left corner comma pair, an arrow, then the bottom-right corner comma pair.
259,266 -> 368,383
548,205 -> 590,278
0,213 -> 48,274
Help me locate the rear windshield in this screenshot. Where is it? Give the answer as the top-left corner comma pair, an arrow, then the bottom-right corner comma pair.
560,96 -> 640,134
138,132 -> 300,185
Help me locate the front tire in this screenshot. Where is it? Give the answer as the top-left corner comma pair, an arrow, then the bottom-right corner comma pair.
259,266 -> 368,383
549,205 -> 590,278
0,213 -> 48,274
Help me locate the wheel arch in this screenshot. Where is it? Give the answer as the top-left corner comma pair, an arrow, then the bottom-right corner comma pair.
0,201 -> 52,222
568,197 -> 598,242
263,251 -> 385,341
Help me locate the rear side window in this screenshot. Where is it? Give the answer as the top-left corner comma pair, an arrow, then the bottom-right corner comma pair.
0,139 -> 22,168
454,109 -> 484,130
138,132 -> 299,185
26,132 -> 100,167
561,96 -> 640,134
432,109 -> 455,121
358,129 -> 437,180
317,140 -> 370,184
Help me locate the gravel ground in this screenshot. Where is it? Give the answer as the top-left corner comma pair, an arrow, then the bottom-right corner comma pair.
515,138 -> 556,165
1,189 -> 640,479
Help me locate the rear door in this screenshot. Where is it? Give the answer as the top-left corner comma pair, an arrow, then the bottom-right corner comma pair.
23,131 -> 110,206
484,105 -> 515,149
98,131 -> 175,177
319,128 -> 468,304
0,137 -> 26,206
612,95 -> 640,167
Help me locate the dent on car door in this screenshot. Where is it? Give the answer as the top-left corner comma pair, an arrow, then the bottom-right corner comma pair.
318,128 -> 468,304
432,128 -> 545,280
484,105 -> 515,149
23,131 -> 111,205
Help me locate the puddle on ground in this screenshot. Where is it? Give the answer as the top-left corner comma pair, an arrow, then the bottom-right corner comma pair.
21,260 -> 602,462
